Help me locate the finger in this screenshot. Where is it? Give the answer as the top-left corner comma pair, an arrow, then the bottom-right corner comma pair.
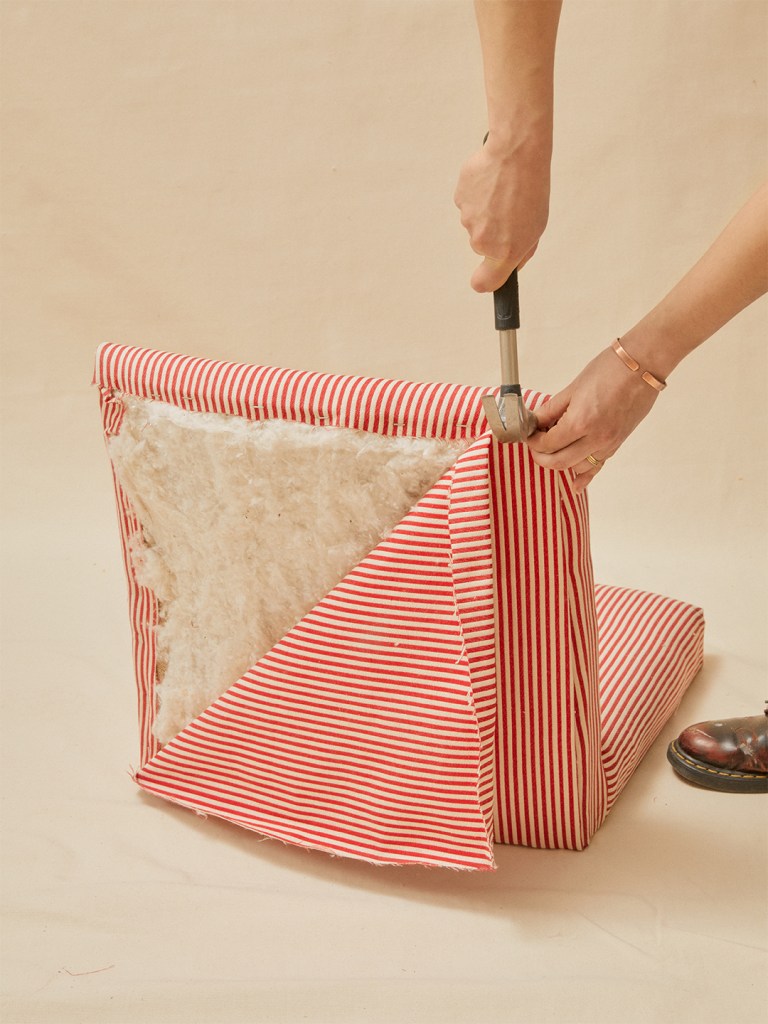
572,445 -> 619,491
528,390 -> 571,434
575,454 -> 607,474
572,465 -> 602,494
470,256 -> 516,293
528,435 -> 596,472
526,412 -> 585,456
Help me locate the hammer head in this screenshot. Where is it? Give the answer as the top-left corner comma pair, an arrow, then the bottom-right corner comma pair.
482,393 -> 538,444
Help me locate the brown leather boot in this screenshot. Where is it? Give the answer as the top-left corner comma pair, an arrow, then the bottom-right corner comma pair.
667,706 -> 768,793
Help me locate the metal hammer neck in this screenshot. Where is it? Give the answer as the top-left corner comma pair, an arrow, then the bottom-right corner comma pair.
498,329 -> 520,388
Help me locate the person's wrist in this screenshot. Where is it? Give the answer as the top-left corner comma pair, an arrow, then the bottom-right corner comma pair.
617,323 -> 681,382
484,117 -> 552,159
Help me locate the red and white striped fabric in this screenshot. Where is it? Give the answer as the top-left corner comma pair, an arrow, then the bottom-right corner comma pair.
95,343 -> 704,870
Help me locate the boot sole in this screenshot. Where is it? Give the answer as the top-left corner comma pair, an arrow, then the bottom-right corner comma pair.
667,739 -> 768,793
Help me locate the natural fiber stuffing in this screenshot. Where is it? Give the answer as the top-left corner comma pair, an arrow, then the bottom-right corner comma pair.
108,397 -> 468,744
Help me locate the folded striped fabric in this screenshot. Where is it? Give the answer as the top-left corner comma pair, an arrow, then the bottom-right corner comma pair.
94,343 -> 704,871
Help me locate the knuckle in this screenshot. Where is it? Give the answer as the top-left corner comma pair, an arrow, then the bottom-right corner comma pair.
472,227 -> 492,250
593,427 -> 613,449
539,437 -> 558,456
534,451 -> 556,469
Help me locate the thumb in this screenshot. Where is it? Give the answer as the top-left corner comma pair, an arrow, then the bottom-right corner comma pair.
471,257 -> 516,294
531,388 -> 571,432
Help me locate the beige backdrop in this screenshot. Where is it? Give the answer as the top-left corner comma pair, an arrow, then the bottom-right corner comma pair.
2,2 -> 766,1023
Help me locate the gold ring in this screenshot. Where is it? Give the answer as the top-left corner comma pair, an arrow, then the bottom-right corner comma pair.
586,454 -> 604,468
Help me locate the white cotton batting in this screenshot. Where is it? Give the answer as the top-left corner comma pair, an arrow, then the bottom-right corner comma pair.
107,396 -> 468,744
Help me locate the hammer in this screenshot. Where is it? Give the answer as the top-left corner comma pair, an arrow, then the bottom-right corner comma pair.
481,269 -> 538,443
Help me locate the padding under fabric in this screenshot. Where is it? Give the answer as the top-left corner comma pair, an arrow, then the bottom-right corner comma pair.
108,396 -> 468,744
94,341 -> 499,767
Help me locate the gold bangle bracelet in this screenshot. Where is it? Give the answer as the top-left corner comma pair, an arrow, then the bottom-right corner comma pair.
611,339 -> 667,392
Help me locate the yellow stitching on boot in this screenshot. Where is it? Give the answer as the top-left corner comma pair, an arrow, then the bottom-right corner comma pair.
670,741 -> 767,780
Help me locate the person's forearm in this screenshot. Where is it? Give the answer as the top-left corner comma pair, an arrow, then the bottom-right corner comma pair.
475,0 -> 562,151
454,0 -> 563,287
525,180 -> 767,489
621,181 -> 768,379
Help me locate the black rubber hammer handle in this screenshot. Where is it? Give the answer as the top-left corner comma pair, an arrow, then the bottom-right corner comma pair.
494,268 -> 520,332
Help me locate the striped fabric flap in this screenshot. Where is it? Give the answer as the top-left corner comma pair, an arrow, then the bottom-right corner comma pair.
488,434 -> 605,851
97,384 -> 161,763
134,440 -> 498,871
93,342 -> 493,441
